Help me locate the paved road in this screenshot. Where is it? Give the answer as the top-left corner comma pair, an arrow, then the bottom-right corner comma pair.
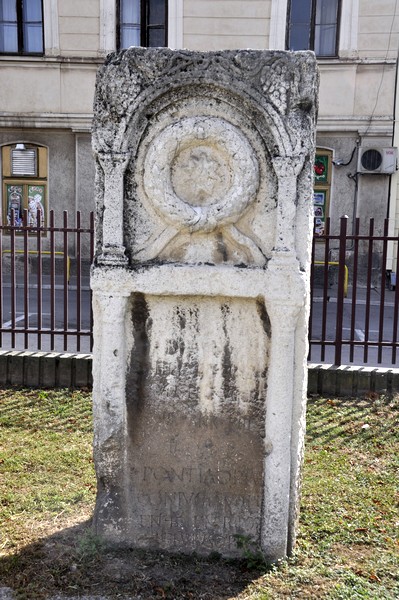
309,284 -> 399,367
0,275 -> 92,354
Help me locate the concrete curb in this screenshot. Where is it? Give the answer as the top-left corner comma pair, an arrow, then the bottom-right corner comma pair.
308,363 -> 399,396
0,351 -> 398,396
0,350 -> 92,388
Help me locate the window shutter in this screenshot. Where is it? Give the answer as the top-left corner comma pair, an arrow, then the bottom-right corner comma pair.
11,148 -> 37,176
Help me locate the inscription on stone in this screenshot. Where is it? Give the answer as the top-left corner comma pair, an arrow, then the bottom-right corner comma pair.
124,295 -> 267,554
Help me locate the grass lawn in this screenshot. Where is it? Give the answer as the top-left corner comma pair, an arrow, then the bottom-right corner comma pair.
0,388 -> 398,599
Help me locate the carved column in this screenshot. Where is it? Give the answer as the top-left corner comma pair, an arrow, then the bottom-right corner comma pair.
92,290 -> 130,540
97,151 -> 131,266
272,155 -> 305,252
262,251 -> 306,560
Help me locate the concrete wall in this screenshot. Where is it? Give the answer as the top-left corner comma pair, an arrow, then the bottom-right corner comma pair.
0,350 -> 92,388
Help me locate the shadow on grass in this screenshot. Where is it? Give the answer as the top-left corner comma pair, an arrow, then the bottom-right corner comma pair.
0,518 -> 267,600
306,394 -> 399,447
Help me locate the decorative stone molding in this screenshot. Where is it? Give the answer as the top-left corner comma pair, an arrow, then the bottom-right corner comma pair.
43,0 -> 59,56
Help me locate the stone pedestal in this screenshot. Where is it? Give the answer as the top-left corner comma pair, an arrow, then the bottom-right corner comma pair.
91,48 -> 318,561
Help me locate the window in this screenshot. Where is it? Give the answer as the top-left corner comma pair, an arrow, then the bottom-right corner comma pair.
0,0 -> 43,55
117,0 -> 168,49
2,143 -> 48,228
286,0 -> 340,57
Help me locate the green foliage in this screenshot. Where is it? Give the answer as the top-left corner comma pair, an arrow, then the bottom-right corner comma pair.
76,529 -> 104,563
233,534 -> 269,571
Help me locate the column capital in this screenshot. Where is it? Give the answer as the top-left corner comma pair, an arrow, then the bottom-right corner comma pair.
97,150 -> 131,175
272,153 -> 306,178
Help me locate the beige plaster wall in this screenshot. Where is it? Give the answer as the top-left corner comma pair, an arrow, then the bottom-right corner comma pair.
183,0 -> 272,51
358,0 -> 399,59
0,60 -> 98,116
318,62 -> 396,123
58,0 -> 100,57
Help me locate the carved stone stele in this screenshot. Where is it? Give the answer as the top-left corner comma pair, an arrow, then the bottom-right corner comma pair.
91,48 -> 319,561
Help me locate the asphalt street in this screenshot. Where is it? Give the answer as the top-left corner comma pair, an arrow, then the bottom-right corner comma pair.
0,275 -> 92,354
309,285 -> 399,367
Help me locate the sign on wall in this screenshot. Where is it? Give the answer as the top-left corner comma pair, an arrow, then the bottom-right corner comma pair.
313,150 -> 332,237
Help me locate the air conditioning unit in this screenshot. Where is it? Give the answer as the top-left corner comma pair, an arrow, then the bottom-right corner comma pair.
357,147 -> 398,174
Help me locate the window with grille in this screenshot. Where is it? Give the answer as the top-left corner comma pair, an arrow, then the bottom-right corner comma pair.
286,0 -> 341,57
117,0 -> 168,49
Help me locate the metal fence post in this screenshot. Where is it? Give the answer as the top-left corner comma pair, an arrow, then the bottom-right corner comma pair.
334,215 -> 348,366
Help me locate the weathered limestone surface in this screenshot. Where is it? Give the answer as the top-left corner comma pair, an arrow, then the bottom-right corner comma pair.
91,48 -> 318,561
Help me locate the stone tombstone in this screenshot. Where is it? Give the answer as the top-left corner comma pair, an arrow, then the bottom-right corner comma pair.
91,48 -> 319,562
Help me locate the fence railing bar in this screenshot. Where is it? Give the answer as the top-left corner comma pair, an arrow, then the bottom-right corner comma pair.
392,240 -> 399,364
2,222 -> 93,234
0,327 -> 92,336
320,217 -> 331,362
23,209 -> 29,349
377,219 -> 389,363
0,215 -> 3,348
89,211 -> 94,352
334,216 -> 348,366
50,210 -> 56,351
10,210 -> 16,349
76,211 -> 82,353
63,211 -> 69,352
349,217 -> 360,362
363,219 -> 374,364
310,234 -> 399,243
308,224 -> 317,361
36,209 -> 43,351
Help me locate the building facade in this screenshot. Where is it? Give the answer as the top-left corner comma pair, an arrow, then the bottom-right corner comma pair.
0,0 -> 398,264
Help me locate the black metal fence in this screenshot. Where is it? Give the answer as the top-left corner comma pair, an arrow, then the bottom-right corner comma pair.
0,210 -> 94,353
1,212 -> 399,367
309,216 -> 399,367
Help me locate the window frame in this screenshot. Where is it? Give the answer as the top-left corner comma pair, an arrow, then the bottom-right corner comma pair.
1,143 -> 48,231
117,0 -> 168,50
286,0 -> 342,58
0,0 -> 44,56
